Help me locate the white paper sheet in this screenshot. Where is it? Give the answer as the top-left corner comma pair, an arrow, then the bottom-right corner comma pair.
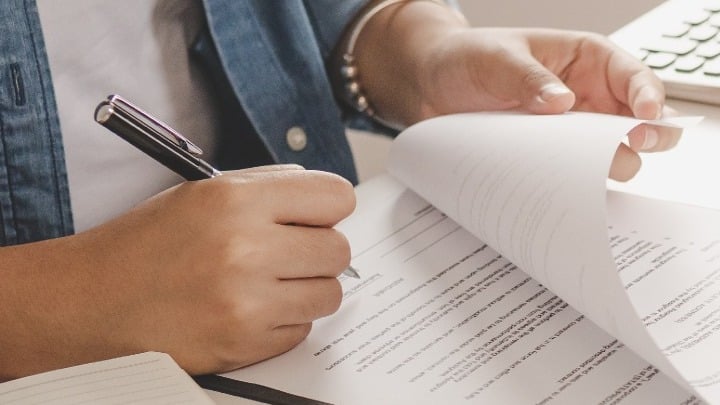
223,175 -> 697,404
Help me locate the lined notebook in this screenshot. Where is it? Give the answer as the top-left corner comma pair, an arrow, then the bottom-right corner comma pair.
0,352 -> 214,404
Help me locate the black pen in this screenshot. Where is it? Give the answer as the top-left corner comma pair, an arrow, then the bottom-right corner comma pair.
94,94 -> 220,180
94,94 -> 360,279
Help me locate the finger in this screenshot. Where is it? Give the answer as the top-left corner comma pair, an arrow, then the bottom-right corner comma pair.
252,225 -> 351,279
630,81 -> 664,119
609,143 -> 641,181
606,45 -> 665,119
226,323 -> 313,370
224,169 -> 357,227
236,164 -> 305,174
268,170 -> 355,226
484,49 -> 576,114
268,323 -> 313,354
627,124 -> 683,153
271,278 -> 343,325
272,323 -> 313,348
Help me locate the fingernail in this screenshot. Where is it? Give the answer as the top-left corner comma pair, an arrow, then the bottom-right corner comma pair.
539,83 -> 572,103
633,85 -> 663,120
641,127 -> 659,150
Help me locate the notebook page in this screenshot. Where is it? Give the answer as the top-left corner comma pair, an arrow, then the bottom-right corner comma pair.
0,352 -> 213,405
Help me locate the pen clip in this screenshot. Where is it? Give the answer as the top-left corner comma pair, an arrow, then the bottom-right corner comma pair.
95,94 -> 221,180
103,94 -> 204,156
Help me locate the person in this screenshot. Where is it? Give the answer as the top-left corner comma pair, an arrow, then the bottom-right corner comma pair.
0,0 -> 680,380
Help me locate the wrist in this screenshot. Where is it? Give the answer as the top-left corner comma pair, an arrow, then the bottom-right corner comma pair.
333,0 -> 468,127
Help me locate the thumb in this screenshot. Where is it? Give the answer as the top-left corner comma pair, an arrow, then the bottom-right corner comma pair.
530,81 -> 576,114
500,57 -> 576,114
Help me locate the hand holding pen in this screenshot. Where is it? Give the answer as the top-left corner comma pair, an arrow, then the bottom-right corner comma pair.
81,95 -> 358,374
95,95 -> 359,279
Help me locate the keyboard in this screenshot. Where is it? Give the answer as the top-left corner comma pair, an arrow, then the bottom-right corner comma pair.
611,0 -> 720,105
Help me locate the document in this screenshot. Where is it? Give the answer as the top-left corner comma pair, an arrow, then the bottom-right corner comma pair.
221,112 -> 719,404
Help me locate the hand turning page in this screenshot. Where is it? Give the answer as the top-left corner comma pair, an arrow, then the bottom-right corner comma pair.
388,112 -> 718,402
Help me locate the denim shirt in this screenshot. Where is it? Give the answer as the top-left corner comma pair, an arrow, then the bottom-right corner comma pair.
0,0 -> 371,246
0,0 -> 73,245
200,0 -> 369,181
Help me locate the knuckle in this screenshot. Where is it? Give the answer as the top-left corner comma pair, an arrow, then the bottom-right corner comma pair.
191,176 -> 248,212
294,323 -> 313,343
578,31 -> 610,50
520,64 -> 552,88
230,295 -> 266,325
586,32 -> 608,44
325,279 -> 343,314
303,279 -> 342,319
322,173 -> 357,213
277,324 -> 312,352
337,177 -> 357,208
328,230 -> 352,270
224,235 -> 269,273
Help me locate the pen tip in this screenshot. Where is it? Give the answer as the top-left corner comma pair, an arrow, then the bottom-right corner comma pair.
345,266 -> 361,279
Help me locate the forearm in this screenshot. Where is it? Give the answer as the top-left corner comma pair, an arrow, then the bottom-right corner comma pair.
0,235 -> 127,380
341,0 -> 468,126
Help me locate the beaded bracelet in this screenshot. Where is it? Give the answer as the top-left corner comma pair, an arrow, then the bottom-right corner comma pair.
338,0 -> 447,129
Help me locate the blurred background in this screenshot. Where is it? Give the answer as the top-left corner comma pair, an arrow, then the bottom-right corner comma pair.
457,0 -> 663,33
348,0 -> 665,182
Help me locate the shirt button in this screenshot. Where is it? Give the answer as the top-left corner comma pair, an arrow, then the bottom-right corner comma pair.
286,126 -> 307,151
